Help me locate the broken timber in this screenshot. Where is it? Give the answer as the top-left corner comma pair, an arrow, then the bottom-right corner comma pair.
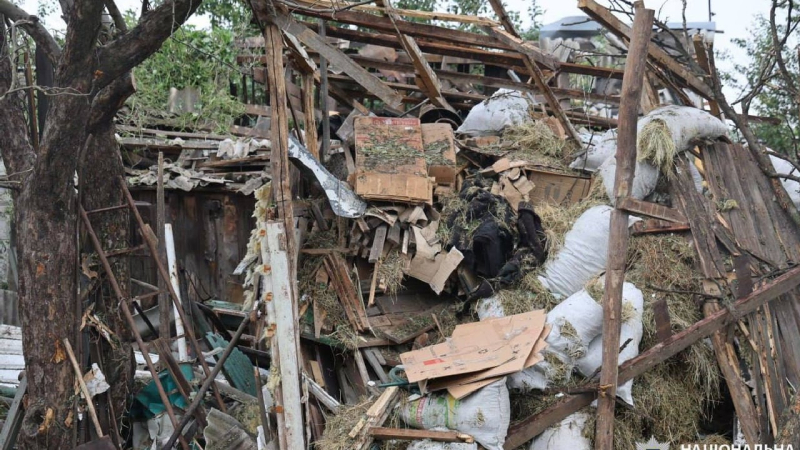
595,5 -> 654,448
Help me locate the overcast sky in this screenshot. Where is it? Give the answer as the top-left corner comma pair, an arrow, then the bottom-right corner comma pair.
21,0 -> 767,101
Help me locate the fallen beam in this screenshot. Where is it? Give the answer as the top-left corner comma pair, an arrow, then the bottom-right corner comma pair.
504,265 -> 800,449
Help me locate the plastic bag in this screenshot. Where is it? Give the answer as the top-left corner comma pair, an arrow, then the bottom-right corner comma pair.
400,379 -> 511,450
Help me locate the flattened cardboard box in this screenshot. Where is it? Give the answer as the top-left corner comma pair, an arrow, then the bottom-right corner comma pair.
354,116 -> 433,204
528,168 -> 592,205
400,310 -> 546,384
421,123 -> 457,186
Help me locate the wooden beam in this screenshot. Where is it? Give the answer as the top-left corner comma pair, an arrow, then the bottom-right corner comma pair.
578,0 -> 715,100
302,74 -> 319,159
691,34 -> 721,117
616,197 -> 687,223
505,264 -> 800,449
484,25 -> 558,70
289,5 -> 514,52
291,0 -> 499,26
371,427 -> 473,443
595,6 -> 653,449
272,11 -> 404,110
488,0 -> 519,39
305,53 -> 622,104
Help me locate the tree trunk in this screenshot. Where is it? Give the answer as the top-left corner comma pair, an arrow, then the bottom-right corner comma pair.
80,120 -> 134,437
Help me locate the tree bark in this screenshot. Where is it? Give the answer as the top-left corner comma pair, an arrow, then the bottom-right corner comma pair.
80,120 -> 135,433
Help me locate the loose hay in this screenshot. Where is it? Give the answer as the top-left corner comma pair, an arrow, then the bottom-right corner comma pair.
316,399 -> 372,450
503,120 -> 573,166
518,274 -> 559,311
638,119 -> 678,175
536,187 -> 609,257
377,249 -> 406,298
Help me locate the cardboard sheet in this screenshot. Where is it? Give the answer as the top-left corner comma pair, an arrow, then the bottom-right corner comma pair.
400,310 -> 547,384
528,168 -> 592,205
421,123 -> 458,186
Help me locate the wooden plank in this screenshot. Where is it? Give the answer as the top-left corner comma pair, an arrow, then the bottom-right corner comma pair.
505,265 -> 800,449
652,298 -> 672,342
292,0 -> 500,26
594,6 -> 654,448
398,33 -> 454,111
631,219 -> 691,235
616,197 -> 687,223
264,222 -> 305,450
0,375 -> 25,450
371,427 -> 473,443
488,0 -> 519,39
484,25 -> 558,70
578,0 -> 715,100
368,225 -> 388,264
691,35 -> 721,117
302,74 -> 319,159
272,11 -> 403,110
290,5 -> 514,52
673,158 -> 726,278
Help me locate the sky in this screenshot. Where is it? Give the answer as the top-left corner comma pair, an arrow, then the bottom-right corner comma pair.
20,0 -> 767,101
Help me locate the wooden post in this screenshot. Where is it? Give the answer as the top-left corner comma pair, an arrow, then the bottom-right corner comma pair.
595,5 -> 653,449
692,34 -> 722,117
301,73 -> 319,159
157,151 -> 170,340
319,19 -> 331,160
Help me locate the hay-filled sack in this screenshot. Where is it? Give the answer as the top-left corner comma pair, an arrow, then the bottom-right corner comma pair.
457,89 -> 535,137
637,105 -> 728,172
771,154 -> 800,209
507,289 -> 603,392
538,206 -> 639,299
400,378 -> 511,450
529,411 -> 592,450
570,128 -> 618,172
576,281 -> 644,406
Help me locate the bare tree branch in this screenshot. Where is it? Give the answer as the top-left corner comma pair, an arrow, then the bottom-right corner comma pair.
0,0 -> 62,65
104,0 -> 128,33
770,0 -> 800,97
93,0 -> 203,93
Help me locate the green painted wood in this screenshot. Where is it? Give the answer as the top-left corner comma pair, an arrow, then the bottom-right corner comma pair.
205,332 -> 257,396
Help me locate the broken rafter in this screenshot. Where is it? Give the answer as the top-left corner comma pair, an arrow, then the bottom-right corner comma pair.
504,265 -> 800,449
290,0 -> 500,27
272,11 -> 403,110
578,0 -> 715,100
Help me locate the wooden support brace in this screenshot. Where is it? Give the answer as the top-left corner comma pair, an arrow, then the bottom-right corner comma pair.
595,6 -> 654,448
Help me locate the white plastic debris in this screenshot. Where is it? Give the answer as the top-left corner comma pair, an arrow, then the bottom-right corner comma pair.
407,438 -> 478,450
529,411 -> 592,450
576,281 -> 645,405
539,206 -> 639,299
457,89 -> 536,137
83,363 -> 110,398
400,378 -> 511,450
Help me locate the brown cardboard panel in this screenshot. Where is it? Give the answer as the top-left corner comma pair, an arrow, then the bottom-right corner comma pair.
528,168 -> 592,205
400,310 -> 546,383
354,116 -> 433,204
421,123 -> 458,185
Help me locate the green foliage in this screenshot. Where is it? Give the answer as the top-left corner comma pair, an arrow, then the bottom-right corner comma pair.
124,25 -> 246,133
730,13 -> 800,153
196,0 -> 252,28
